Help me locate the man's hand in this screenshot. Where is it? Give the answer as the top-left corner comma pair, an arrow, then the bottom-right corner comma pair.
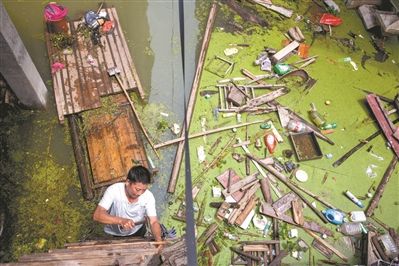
119,218 -> 135,230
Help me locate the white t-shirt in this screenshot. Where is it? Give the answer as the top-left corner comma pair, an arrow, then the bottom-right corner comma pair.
98,182 -> 157,236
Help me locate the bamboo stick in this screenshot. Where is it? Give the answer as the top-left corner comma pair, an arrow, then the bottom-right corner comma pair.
168,3 -> 218,193
155,119 -> 266,149
304,229 -> 348,262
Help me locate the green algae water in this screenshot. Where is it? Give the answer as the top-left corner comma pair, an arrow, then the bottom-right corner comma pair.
0,0 -> 201,262
161,1 -> 398,265
1,0 -> 398,264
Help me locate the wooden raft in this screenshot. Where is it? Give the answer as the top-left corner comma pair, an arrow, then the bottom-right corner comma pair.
85,95 -> 148,188
45,7 -> 145,123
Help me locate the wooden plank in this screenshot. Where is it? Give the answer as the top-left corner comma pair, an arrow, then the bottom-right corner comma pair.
168,2 -> 218,193
235,196 -> 258,226
292,199 -> 304,225
312,239 -> 334,259
366,156 -> 398,216
216,169 -> 245,201
367,94 -> 399,157
272,192 -> 297,216
107,8 -> 135,89
260,177 -> 273,203
110,8 -> 144,98
222,172 -> 258,198
305,229 -> 349,262
86,114 -> 116,183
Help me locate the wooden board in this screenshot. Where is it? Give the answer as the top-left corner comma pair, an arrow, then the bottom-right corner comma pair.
45,7 -> 144,123
84,96 -> 148,187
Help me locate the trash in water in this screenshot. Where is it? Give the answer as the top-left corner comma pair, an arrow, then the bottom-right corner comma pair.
369,151 -> 384,161
366,164 -> 378,178
345,190 -> 364,208
197,146 -> 206,163
322,208 -> 345,225
224,47 -> 238,56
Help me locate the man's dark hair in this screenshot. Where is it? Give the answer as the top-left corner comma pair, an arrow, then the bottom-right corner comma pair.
127,165 -> 151,184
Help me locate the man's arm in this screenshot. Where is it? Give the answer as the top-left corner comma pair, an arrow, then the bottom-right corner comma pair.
93,205 -> 135,229
148,216 -> 162,241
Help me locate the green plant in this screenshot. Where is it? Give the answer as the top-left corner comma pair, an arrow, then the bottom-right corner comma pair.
50,33 -> 75,50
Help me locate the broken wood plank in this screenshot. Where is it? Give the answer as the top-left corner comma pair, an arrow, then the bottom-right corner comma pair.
367,94 -> 399,157
222,172 -> 258,198
243,245 -> 270,252
269,250 -> 288,266
272,192 -> 297,216
271,41 -> 300,63
217,168 -> 245,202
366,155 -> 398,217
228,183 -> 260,224
168,2 -> 218,193
231,247 -> 261,262
237,88 -> 289,112
305,229 -> 349,262
312,239 -> 334,259
260,177 -> 273,203
292,199 -> 305,225
260,202 -> 333,236
235,197 -> 258,226
248,154 -> 329,224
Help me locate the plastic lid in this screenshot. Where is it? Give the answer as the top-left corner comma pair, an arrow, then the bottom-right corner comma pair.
295,169 -> 308,182
44,3 -> 68,22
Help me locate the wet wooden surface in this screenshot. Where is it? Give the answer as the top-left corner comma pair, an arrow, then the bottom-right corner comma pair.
45,7 -> 144,123
84,95 -> 148,187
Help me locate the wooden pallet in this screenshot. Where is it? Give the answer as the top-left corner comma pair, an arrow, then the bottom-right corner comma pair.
45,7 -> 145,123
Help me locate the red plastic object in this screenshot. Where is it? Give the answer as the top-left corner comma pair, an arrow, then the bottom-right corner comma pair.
264,134 -> 277,154
102,21 -> 114,33
319,13 -> 342,26
44,3 -> 68,22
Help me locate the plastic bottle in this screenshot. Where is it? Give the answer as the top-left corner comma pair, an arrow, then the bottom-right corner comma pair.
287,119 -> 306,132
309,103 -> 326,128
223,232 -> 239,241
321,122 -> 337,130
338,222 -> 364,236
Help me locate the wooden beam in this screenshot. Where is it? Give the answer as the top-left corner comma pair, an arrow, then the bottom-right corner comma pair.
168,3 -> 218,193
366,156 -> 398,217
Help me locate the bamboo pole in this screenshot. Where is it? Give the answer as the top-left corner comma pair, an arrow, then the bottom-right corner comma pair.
114,74 -> 159,158
168,3 -> 218,193
155,119 -> 265,149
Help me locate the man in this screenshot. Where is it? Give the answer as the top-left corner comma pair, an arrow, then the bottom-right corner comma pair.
93,165 -> 162,244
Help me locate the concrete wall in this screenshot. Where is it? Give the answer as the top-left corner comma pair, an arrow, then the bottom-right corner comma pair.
0,1 -> 47,108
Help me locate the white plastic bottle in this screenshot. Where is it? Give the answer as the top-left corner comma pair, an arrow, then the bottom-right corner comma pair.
338,222 -> 364,236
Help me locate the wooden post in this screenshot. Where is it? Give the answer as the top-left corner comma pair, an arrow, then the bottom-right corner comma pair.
168,2 -> 218,193
67,115 -> 94,200
366,156 -> 398,217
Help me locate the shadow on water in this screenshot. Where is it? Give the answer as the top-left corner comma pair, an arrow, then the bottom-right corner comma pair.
0,0 -> 204,261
